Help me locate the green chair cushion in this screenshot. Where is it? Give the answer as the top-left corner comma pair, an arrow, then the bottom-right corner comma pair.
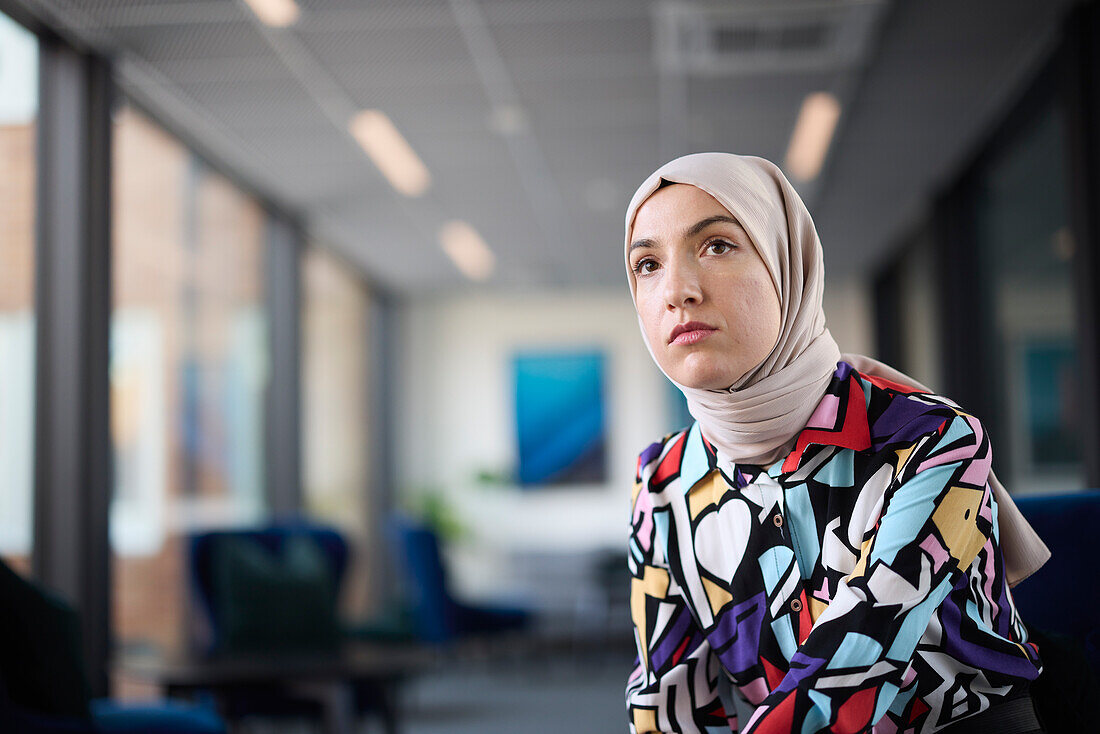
209,536 -> 340,655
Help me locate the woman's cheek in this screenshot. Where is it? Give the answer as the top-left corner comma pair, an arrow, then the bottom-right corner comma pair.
742,272 -> 782,350
640,305 -> 666,354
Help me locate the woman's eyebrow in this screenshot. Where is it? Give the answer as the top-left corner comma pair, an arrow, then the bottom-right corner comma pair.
685,215 -> 741,238
630,215 -> 743,252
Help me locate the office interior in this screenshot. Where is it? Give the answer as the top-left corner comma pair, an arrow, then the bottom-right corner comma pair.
0,0 -> 1098,732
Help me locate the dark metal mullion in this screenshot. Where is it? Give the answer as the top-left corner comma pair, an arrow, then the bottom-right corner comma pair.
871,253 -> 904,368
81,50 -> 113,701
32,37 -> 113,697
366,294 -> 399,605
1061,3 -> 1100,487
264,212 -> 303,516
932,177 -> 993,428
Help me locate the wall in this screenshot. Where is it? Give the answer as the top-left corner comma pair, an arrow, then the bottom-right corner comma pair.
823,276 -> 874,359
395,290 -> 668,556
394,281 -> 873,596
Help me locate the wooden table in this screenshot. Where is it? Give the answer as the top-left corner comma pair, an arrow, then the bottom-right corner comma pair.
117,642 -> 437,734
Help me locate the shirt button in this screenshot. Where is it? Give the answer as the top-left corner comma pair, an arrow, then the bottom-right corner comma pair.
790,598 -> 803,613
772,513 -> 783,528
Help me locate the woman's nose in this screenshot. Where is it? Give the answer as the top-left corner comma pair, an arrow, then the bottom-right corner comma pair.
663,260 -> 703,309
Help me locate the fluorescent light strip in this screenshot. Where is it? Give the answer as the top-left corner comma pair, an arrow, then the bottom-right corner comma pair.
349,110 -> 432,197
439,221 -> 495,281
241,0 -> 300,28
784,92 -> 841,182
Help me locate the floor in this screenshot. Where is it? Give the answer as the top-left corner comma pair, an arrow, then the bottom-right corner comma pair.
398,650 -> 629,734
217,644 -> 633,734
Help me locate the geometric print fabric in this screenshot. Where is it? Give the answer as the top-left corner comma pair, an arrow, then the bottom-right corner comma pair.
627,362 -> 1041,733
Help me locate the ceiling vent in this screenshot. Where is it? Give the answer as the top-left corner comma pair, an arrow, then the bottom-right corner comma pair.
654,0 -> 888,76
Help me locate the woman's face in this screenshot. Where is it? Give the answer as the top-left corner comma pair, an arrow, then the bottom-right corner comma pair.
628,184 -> 782,391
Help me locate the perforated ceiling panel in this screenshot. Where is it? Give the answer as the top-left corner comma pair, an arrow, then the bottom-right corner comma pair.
5,0 -> 1077,291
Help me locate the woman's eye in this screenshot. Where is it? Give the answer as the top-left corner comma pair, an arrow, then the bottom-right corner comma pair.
634,258 -> 659,275
706,240 -> 733,255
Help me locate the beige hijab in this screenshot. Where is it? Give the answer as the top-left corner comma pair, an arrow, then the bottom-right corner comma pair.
624,152 -> 1048,586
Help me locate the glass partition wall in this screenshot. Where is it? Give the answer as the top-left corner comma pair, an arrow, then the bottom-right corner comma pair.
111,106 -> 269,665
0,10 -> 38,576
973,101 -> 1081,492
301,245 -> 375,617
0,17 -> 380,696
877,59 -> 1087,494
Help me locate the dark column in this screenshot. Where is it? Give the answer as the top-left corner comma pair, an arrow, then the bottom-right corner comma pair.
32,38 -> 113,697
872,255 -> 903,366
368,294 -> 400,602
264,212 -> 303,516
932,177 -> 994,427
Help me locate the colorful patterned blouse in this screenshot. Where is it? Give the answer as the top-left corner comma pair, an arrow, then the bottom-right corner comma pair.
627,361 -> 1042,734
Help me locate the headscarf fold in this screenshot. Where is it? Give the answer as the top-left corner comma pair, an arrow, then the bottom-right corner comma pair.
624,152 -> 1048,586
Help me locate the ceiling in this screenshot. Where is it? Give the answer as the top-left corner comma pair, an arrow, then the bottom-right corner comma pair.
4,0 -> 1081,294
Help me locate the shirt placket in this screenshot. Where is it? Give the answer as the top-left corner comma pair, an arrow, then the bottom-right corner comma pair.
752,472 -> 812,651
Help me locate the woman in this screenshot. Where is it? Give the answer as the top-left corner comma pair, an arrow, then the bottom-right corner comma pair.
624,153 -> 1050,734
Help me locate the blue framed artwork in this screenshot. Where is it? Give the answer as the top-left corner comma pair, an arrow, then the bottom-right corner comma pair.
1023,339 -> 1079,468
513,350 -> 607,487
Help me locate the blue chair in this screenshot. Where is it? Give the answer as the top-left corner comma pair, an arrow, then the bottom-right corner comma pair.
187,521 -> 402,730
387,516 -> 529,645
188,521 -> 348,657
1011,491 -> 1100,730
0,557 -> 224,734
187,521 -> 346,721
1012,490 -> 1100,671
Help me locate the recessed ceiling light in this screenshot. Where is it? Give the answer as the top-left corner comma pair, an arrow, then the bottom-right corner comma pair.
488,104 -> 528,136
349,110 -> 431,197
241,0 -> 300,28
784,91 -> 841,182
439,221 -> 495,281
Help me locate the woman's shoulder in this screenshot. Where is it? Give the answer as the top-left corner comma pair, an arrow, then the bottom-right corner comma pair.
635,426 -> 693,480
784,360 -> 987,472
845,363 -> 986,455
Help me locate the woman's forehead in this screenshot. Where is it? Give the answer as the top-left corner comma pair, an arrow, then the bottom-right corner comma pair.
630,183 -> 744,241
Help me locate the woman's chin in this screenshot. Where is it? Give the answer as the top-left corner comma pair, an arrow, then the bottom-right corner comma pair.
670,359 -> 746,392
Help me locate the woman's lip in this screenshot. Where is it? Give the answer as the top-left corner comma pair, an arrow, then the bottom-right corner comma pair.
668,322 -> 718,345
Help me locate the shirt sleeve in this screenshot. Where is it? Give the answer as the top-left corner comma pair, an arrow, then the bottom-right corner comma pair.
627,450 -> 733,734
742,411 -> 996,734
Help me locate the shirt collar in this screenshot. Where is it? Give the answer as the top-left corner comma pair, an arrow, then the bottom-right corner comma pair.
779,362 -> 871,473
680,362 -> 872,492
